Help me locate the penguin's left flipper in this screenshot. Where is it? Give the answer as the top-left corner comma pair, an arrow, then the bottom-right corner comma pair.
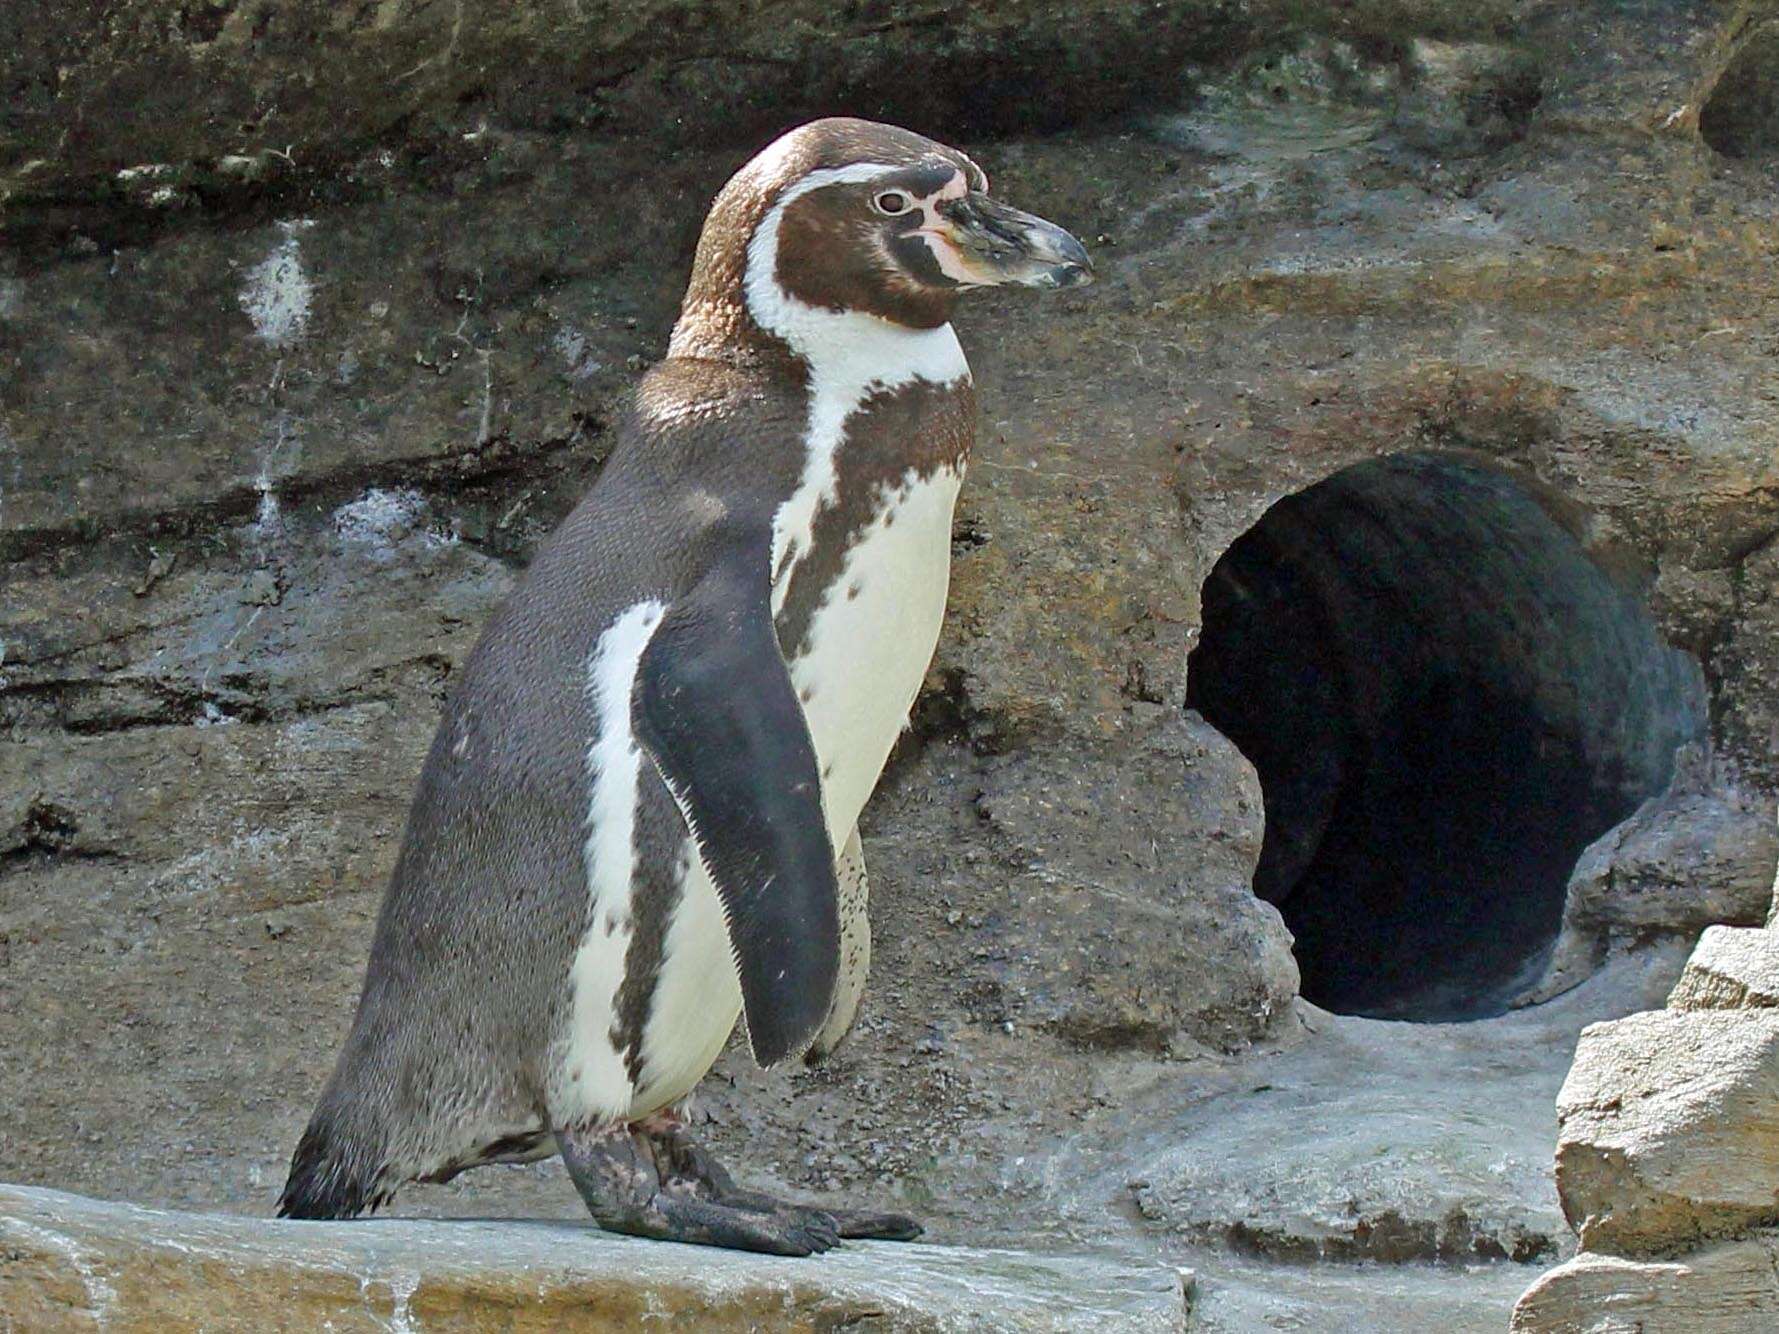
635,538 -> 840,1068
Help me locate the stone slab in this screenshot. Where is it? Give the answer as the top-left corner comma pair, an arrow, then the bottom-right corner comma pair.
0,1184 -> 1188,1332
1670,926 -> 1779,1012
1512,1236 -> 1779,1334
1555,1010 -> 1779,1256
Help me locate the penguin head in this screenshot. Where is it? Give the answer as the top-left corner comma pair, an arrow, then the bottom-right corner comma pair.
676,118 -> 1093,347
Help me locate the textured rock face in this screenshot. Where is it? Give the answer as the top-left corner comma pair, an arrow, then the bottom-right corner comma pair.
0,1184 -> 1188,1331
1555,1010 -> 1779,1257
1772,816 -> 1779,925
1110,987 -> 1626,1267
1511,1236 -> 1779,1334
1392,39 -> 1541,158
1563,781 -> 1779,941
1520,907 -> 1779,1329
1719,537 -> 1779,798
1533,758 -> 1779,1002
970,712 -> 1297,1051
1671,926 -> 1779,1012
0,0 -> 1532,228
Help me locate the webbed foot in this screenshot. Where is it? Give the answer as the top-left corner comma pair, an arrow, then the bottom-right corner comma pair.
557,1117 -> 921,1254
653,1120 -> 923,1242
558,1123 -> 842,1255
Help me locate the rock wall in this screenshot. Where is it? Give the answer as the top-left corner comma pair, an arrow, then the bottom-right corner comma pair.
3,0 -> 1778,1326
1,0 -> 1526,236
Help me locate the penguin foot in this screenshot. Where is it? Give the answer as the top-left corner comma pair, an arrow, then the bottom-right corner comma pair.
821,1207 -> 925,1241
654,1124 -> 924,1243
559,1123 -> 843,1255
558,1120 -> 923,1252
635,1196 -> 843,1256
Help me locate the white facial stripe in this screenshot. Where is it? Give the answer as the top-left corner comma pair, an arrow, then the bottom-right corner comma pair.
780,160 -> 903,208
744,163 -> 971,369
911,195 -> 945,230
916,228 -> 984,287
907,170 -> 985,286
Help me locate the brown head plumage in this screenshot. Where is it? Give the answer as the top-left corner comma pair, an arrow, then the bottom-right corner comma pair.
669,118 -> 1092,364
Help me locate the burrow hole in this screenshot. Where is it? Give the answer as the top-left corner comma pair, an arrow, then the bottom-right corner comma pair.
1701,20 -> 1779,160
1186,452 -> 1706,1021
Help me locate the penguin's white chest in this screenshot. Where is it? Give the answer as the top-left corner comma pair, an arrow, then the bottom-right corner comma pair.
586,302 -> 971,1122
786,466 -> 962,841
608,466 -> 962,1123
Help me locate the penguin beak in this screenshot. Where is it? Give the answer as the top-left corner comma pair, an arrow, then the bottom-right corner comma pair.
930,192 -> 1095,289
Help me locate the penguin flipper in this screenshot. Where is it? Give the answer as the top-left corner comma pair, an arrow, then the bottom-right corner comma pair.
634,541 -> 840,1069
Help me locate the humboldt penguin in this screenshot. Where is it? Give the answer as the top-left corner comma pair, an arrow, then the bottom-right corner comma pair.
279,117 -> 1092,1255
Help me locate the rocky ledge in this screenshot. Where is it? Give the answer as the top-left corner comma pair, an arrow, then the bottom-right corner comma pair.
0,1183 -> 1188,1331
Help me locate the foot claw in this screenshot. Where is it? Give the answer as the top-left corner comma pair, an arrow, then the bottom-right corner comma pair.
830,1209 -> 923,1242
795,1214 -> 842,1254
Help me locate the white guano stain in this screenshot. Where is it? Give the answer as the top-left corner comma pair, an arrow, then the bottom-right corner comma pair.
250,409 -> 301,551
381,1269 -> 422,1334
552,325 -> 604,380
196,701 -> 235,728
251,488 -> 284,549
332,488 -> 455,561
239,220 -> 317,346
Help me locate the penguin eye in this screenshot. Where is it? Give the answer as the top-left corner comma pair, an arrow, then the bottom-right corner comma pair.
872,190 -> 913,217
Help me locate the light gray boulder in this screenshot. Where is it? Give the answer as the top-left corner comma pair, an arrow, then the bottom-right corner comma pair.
1555,1010 -> 1779,1257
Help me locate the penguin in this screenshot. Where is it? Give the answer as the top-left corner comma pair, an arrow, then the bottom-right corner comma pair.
278,117 -> 1092,1255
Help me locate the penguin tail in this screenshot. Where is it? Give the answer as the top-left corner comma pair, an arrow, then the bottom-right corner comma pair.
276,1105 -> 391,1220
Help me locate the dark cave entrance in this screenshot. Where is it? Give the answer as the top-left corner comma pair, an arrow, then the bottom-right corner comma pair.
1700,21 -> 1779,161
1186,452 -> 1704,1021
